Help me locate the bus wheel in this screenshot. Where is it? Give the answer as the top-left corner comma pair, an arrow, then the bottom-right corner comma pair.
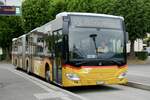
45,64 -> 50,83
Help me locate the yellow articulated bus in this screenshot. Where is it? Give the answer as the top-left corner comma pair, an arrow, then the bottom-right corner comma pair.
12,12 -> 128,87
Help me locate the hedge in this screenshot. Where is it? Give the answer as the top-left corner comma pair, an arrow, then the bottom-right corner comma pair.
135,51 -> 148,60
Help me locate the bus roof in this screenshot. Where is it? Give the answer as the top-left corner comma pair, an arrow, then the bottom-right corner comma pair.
12,38 -> 17,41
56,12 -> 124,20
12,34 -> 26,41
29,24 -> 51,34
18,34 -> 26,38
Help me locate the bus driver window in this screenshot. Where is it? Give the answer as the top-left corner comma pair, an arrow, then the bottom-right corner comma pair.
97,41 -> 109,53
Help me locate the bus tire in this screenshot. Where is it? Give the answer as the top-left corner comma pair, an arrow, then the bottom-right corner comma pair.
45,64 -> 50,83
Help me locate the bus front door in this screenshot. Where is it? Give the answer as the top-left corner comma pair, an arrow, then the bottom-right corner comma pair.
53,42 -> 62,84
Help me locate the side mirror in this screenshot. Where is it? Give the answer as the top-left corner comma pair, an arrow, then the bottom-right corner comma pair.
126,32 -> 129,43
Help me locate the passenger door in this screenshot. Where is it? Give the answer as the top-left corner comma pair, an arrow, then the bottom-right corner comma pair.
52,30 -> 63,84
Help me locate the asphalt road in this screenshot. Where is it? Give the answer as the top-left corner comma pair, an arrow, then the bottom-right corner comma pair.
69,84 -> 150,100
68,64 -> 150,100
127,64 -> 150,91
128,64 -> 150,77
0,63 -> 150,100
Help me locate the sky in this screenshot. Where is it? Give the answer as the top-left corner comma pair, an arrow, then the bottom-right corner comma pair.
0,0 -> 22,6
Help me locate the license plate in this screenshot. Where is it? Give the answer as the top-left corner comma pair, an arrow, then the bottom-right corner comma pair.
96,81 -> 104,85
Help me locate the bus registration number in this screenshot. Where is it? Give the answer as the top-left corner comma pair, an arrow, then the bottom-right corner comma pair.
96,81 -> 104,85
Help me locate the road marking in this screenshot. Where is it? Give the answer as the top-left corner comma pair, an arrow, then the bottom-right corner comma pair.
34,92 -> 69,100
34,92 -> 73,100
34,93 -> 58,100
1,65 -> 88,100
61,97 -> 72,100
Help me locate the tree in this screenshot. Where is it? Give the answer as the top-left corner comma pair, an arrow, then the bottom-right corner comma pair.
0,1 -> 4,5
65,0 -> 116,14
143,0 -> 150,33
48,0 -> 67,19
90,0 -> 116,14
113,0 -> 149,57
66,0 -> 93,12
22,0 -> 53,33
0,16 -> 24,60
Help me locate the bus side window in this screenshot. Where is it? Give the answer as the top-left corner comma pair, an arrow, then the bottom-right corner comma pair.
45,32 -> 55,56
37,46 -> 43,52
35,36 -> 44,55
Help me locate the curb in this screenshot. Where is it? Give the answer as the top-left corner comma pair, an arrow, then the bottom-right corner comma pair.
6,65 -> 88,100
125,81 -> 150,91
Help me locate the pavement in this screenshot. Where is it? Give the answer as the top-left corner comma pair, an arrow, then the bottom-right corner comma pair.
0,64 -> 87,100
127,57 -> 150,91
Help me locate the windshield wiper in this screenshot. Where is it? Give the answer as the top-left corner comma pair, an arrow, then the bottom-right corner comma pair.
109,59 -> 122,66
101,58 -> 123,66
75,61 -> 87,66
89,34 -> 98,55
69,58 -> 124,67
69,60 -> 87,67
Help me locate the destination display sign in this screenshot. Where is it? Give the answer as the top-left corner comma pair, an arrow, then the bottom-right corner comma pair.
70,15 -> 122,29
0,6 -> 21,16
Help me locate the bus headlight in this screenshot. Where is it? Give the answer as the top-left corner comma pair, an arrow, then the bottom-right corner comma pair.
66,73 -> 80,81
118,72 -> 127,79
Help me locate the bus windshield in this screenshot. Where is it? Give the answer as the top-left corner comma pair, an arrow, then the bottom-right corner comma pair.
68,26 -> 126,66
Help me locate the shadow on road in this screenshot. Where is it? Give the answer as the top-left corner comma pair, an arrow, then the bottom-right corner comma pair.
66,85 -> 122,93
